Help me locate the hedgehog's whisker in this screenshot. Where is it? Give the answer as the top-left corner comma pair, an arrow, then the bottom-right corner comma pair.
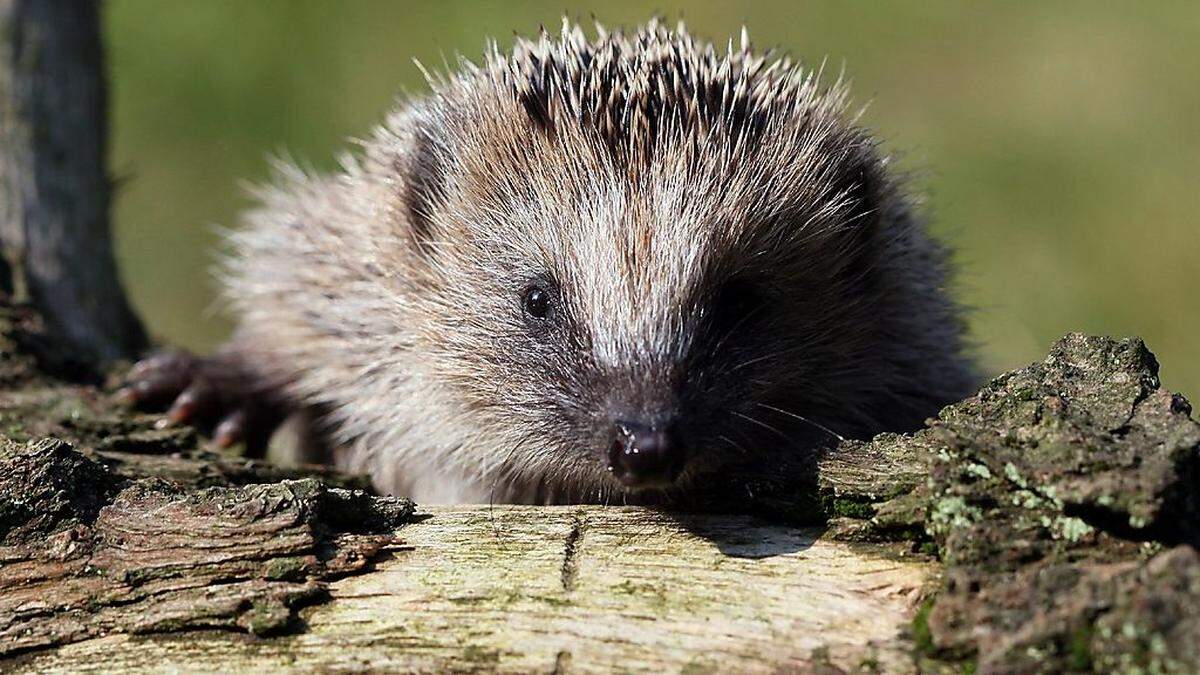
718,433 -> 751,456
755,402 -> 846,443
727,345 -> 813,373
730,409 -> 787,439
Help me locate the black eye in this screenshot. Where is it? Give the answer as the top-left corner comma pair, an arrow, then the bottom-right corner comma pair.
523,285 -> 554,320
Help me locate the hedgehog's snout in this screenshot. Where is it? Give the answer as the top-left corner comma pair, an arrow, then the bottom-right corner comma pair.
605,420 -> 686,489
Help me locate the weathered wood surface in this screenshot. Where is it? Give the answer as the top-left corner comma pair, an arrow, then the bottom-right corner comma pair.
10,505 -> 934,674
0,439 -> 415,658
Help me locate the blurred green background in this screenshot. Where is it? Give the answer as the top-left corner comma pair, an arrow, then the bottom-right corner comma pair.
104,1 -> 1198,397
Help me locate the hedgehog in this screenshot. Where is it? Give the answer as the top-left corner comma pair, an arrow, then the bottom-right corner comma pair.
122,19 -> 977,504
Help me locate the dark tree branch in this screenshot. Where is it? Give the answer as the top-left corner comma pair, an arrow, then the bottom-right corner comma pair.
0,0 -> 146,367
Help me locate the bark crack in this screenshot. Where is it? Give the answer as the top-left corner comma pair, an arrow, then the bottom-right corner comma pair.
551,649 -> 573,674
560,514 -> 585,592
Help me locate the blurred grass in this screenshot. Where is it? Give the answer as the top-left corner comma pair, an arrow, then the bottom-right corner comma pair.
105,1 -> 1199,398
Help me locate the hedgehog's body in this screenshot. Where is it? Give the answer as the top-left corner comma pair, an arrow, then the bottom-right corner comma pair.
129,20 -> 976,503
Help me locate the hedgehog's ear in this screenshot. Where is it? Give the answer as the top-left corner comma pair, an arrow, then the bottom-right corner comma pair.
399,118 -> 446,257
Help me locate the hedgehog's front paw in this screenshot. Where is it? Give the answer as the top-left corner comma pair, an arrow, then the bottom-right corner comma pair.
118,349 -> 284,456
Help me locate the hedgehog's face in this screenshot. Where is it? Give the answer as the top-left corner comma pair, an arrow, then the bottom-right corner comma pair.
405,124 -> 886,501
398,25 -> 905,501
501,253 -> 793,497
418,174 -> 873,503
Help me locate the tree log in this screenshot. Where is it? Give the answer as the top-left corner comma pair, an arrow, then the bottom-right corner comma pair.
2,291 -> 1197,673
7,505 -> 933,674
0,0 -> 146,367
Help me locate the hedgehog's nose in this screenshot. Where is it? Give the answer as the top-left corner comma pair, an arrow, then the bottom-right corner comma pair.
606,421 -> 685,489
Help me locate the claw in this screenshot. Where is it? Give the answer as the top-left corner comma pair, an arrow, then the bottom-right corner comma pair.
167,391 -> 197,423
120,350 -> 201,408
121,349 -> 285,458
214,410 -> 247,448
168,382 -> 221,425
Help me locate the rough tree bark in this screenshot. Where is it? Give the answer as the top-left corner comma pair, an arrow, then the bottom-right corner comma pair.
0,0 -> 146,367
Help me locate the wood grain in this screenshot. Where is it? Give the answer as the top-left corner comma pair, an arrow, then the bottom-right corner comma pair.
11,505 -> 934,674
